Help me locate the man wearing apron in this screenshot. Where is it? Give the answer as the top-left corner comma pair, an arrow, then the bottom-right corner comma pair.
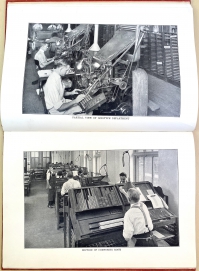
46,167 -> 55,208
123,188 -> 157,247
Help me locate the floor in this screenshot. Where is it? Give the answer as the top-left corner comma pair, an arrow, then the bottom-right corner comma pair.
25,180 -> 63,248
148,75 -> 180,117
22,55 -> 45,114
22,53 -> 180,116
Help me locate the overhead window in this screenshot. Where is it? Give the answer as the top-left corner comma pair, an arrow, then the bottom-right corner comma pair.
93,150 -> 101,176
30,151 -> 51,169
43,151 -> 51,169
134,150 -> 159,185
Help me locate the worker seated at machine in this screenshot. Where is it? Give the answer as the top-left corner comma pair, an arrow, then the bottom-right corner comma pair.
61,171 -> 81,196
43,61 -> 87,115
34,43 -> 55,70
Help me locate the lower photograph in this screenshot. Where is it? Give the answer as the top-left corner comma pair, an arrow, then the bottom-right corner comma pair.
24,149 -> 179,248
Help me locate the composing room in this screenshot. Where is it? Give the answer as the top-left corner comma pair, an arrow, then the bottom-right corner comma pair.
22,23 -> 180,116
24,149 -> 179,248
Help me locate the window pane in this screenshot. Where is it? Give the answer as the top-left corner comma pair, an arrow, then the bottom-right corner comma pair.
31,151 -> 39,157
43,151 -> 50,158
138,157 -> 143,182
153,157 -> 159,186
145,156 -> 152,182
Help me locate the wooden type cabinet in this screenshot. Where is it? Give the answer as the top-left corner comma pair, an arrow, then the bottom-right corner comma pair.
53,177 -> 67,230
64,183 -> 179,247
140,32 -> 180,87
34,169 -> 45,180
24,175 -> 31,196
64,185 -> 127,248
63,194 -> 76,248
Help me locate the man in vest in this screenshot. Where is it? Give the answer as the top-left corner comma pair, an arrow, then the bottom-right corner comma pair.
123,188 -> 157,247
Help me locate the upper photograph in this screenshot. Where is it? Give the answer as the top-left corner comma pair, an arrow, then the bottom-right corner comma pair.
23,23 -> 180,116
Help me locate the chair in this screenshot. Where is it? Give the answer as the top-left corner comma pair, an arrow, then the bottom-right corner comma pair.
33,60 -> 49,114
34,59 -> 41,70
39,85 -> 49,114
32,59 -> 41,85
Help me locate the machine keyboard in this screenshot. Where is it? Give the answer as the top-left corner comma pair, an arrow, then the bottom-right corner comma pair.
79,92 -> 107,112
79,94 -> 92,109
149,208 -> 173,221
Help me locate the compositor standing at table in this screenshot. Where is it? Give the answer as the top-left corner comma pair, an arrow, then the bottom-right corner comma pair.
123,188 -> 157,247
46,167 -> 55,208
118,172 -> 136,198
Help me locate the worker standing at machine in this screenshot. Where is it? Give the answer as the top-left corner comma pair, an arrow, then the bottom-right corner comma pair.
118,172 -> 136,199
61,171 -> 81,195
123,188 -> 157,247
46,167 -> 55,208
118,172 -> 128,184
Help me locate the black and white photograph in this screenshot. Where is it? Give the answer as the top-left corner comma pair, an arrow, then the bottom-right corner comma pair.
24,149 -> 179,248
23,23 -> 180,116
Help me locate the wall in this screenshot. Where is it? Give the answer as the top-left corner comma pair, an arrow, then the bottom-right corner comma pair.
158,149 -> 179,216
104,150 -> 134,184
52,151 -> 70,164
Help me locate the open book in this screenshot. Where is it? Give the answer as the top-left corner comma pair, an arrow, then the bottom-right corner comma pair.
0,1 -> 198,270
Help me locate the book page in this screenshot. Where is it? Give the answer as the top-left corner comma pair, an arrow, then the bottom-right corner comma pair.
147,194 -> 164,208
2,132 -> 196,269
153,230 -> 165,239
1,2 -> 198,132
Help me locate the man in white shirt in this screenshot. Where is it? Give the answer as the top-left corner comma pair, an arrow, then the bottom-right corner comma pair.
34,43 -> 54,69
61,172 -> 81,196
43,62 -> 85,115
123,188 -> 157,247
